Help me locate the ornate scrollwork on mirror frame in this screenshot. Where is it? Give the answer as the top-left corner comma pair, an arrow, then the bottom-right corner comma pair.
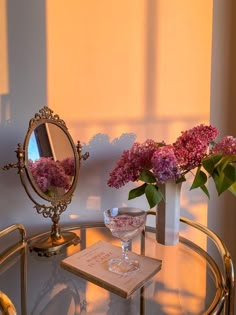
1,106 -> 89,257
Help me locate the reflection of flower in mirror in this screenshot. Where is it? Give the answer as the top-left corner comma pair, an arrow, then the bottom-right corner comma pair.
28,157 -> 74,196
60,157 -> 75,176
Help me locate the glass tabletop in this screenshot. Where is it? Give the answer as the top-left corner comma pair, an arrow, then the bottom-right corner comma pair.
26,224 -> 219,315
0,220 -> 232,315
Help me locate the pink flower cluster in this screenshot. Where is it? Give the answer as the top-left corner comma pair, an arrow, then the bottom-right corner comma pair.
210,136 -> 236,155
151,145 -> 180,183
173,124 -> 218,172
107,124 -> 236,188
107,139 -> 158,188
60,157 -> 75,176
28,157 -> 74,194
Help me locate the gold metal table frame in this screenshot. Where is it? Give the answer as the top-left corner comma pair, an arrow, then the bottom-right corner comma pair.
0,224 -> 27,315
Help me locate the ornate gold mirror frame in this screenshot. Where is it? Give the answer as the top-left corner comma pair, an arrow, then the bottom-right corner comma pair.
1,106 -> 89,256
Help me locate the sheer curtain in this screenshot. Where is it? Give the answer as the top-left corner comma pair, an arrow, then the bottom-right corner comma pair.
209,0 -> 236,302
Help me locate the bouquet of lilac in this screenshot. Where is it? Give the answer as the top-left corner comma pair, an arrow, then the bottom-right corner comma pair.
28,157 -> 75,196
107,125 -> 236,208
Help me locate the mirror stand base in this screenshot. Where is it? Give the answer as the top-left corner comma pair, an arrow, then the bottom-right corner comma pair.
28,231 -> 80,257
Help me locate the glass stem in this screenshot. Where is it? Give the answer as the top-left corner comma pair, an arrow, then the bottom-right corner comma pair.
121,240 -> 130,261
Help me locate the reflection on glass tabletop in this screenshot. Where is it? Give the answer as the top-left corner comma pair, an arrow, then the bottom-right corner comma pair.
11,225 -> 222,314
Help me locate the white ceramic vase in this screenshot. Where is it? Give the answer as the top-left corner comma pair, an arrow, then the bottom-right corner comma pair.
156,181 -> 182,245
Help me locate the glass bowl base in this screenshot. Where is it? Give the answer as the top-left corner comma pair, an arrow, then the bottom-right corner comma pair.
108,258 -> 140,275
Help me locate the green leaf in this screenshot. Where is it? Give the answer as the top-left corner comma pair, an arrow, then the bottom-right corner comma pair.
138,169 -> 156,183
176,175 -> 186,184
128,183 -> 147,200
228,182 -> 236,196
200,184 -> 210,199
190,168 -> 210,198
212,171 -> 233,195
221,154 -> 236,166
202,154 -> 236,195
145,184 -> 163,208
215,156 -> 236,177
202,154 -> 223,174
211,162 -> 235,195
190,168 -> 208,190
223,163 -> 236,183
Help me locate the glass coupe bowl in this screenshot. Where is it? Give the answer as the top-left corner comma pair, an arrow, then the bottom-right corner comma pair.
103,207 -> 147,275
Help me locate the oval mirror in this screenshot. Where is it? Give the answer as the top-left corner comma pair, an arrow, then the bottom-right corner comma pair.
25,121 -> 77,201
7,106 -> 88,257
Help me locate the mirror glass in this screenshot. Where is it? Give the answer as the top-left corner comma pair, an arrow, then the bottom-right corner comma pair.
26,122 -> 76,200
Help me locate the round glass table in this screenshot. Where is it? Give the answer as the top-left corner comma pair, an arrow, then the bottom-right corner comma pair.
0,217 -> 234,315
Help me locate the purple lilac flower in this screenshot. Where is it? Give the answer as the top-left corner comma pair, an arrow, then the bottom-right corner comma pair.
33,174 -> 48,192
107,139 -> 158,188
60,157 -> 75,176
51,161 -> 71,190
210,136 -> 236,155
28,157 -> 70,192
28,157 -> 54,192
107,124 -> 220,189
151,145 -> 180,183
173,124 -> 218,172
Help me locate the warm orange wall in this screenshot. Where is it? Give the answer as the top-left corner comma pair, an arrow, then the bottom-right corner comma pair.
155,1 -> 212,119
46,0 -> 146,123
46,0 -> 212,145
